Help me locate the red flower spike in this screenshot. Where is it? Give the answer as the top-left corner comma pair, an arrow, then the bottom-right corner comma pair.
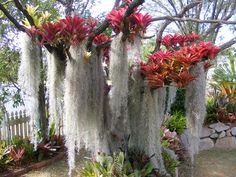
140,62 -> 159,75
86,18 -> 98,36
148,51 -> 173,63
170,71 -> 196,88
94,34 -> 112,62
146,74 -> 165,88
130,13 -> 152,32
59,16 -> 88,45
40,22 -> 61,45
107,7 -> 127,33
186,32 -> 200,42
94,34 -> 112,46
174,46 -> 203,65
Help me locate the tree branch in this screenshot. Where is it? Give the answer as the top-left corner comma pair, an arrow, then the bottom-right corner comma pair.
122,0 -> 145,41
80,0 -> 90,15
219,37 -> 236,51
13,0 -> 35,26
56,0 -> 66,6
0,3 -> 25,32
154,1 -> 202,51
87,0 -> 144,50
113,0 -> 121,9
151,16 -> 236,24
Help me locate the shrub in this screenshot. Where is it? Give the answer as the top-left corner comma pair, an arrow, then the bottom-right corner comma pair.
205,97 -> 218,124
162,151 -> 180,174
9,147 -> 25,165
80,151 -> 155,177
11,136 -> 34,161
165,111 -> 187,135
0,141 -> 12,172
161,127 -> 182,154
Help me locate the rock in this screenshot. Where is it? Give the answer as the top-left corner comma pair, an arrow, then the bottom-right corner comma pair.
210,122 -> 230,133
210,133 -> 218,139
226,129 -> 232,137
199,138 -> 214,151
209,122 -> 218,129
219,131 -> 226,138
231,127 -> 236,136
215,137 -> 236,148
200,127 -> 215,139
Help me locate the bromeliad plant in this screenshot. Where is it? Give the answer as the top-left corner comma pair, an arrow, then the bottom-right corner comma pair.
140,33 -> 221,89
80,151 -> 155,177
9,147 -> 25,165
26,16 -> 95,46
106,1 -> 152,39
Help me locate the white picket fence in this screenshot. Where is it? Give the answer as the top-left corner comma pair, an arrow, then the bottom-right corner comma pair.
0,110 -> 31,142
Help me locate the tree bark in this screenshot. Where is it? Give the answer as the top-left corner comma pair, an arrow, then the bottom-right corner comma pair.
185,63 -> 206,161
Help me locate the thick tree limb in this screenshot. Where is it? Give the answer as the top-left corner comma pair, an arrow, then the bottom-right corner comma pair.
13,0 -> 35,26
219,37 -> 236,50
0,3 -> 25,32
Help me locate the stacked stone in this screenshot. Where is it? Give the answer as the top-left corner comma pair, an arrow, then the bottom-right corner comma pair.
199,122 -> 236,150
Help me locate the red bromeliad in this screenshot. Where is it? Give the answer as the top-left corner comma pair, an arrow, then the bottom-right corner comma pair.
9,147 -> 25,162
161,32 -> 200,49
106,6 -> 152,37
141,33 -> 220,89
129,13 -> 152,33
26,15 -> 92,46
94,34 -> 112,63
107,7 -> 127,34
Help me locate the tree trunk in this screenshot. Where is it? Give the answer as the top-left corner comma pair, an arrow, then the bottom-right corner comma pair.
64,44 -> 107,175
127,37 -> 167,174
185,63 -> 206,161
108,33 -> 130,152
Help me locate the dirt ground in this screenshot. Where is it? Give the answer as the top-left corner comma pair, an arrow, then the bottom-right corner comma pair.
21,148 -> 236,177
179,148 -> 236,177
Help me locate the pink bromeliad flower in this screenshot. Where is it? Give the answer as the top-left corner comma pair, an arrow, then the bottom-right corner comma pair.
107,7 -> 127,34
130,13 -> 152,33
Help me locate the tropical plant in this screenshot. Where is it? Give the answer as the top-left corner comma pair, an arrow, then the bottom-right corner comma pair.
0,141 -> 12,172
205,96 -> 218,124
80,151 -> 155,177
141,33 -> 220,89
209,50 -> 236,122
162,151 -> 180,174
161,127 -> 182,153
165,111 -> 187,135
9,146 -> 25,164
11,136 -> 34,161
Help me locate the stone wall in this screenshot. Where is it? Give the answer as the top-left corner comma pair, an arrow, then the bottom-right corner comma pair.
199,122 -> 236,150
